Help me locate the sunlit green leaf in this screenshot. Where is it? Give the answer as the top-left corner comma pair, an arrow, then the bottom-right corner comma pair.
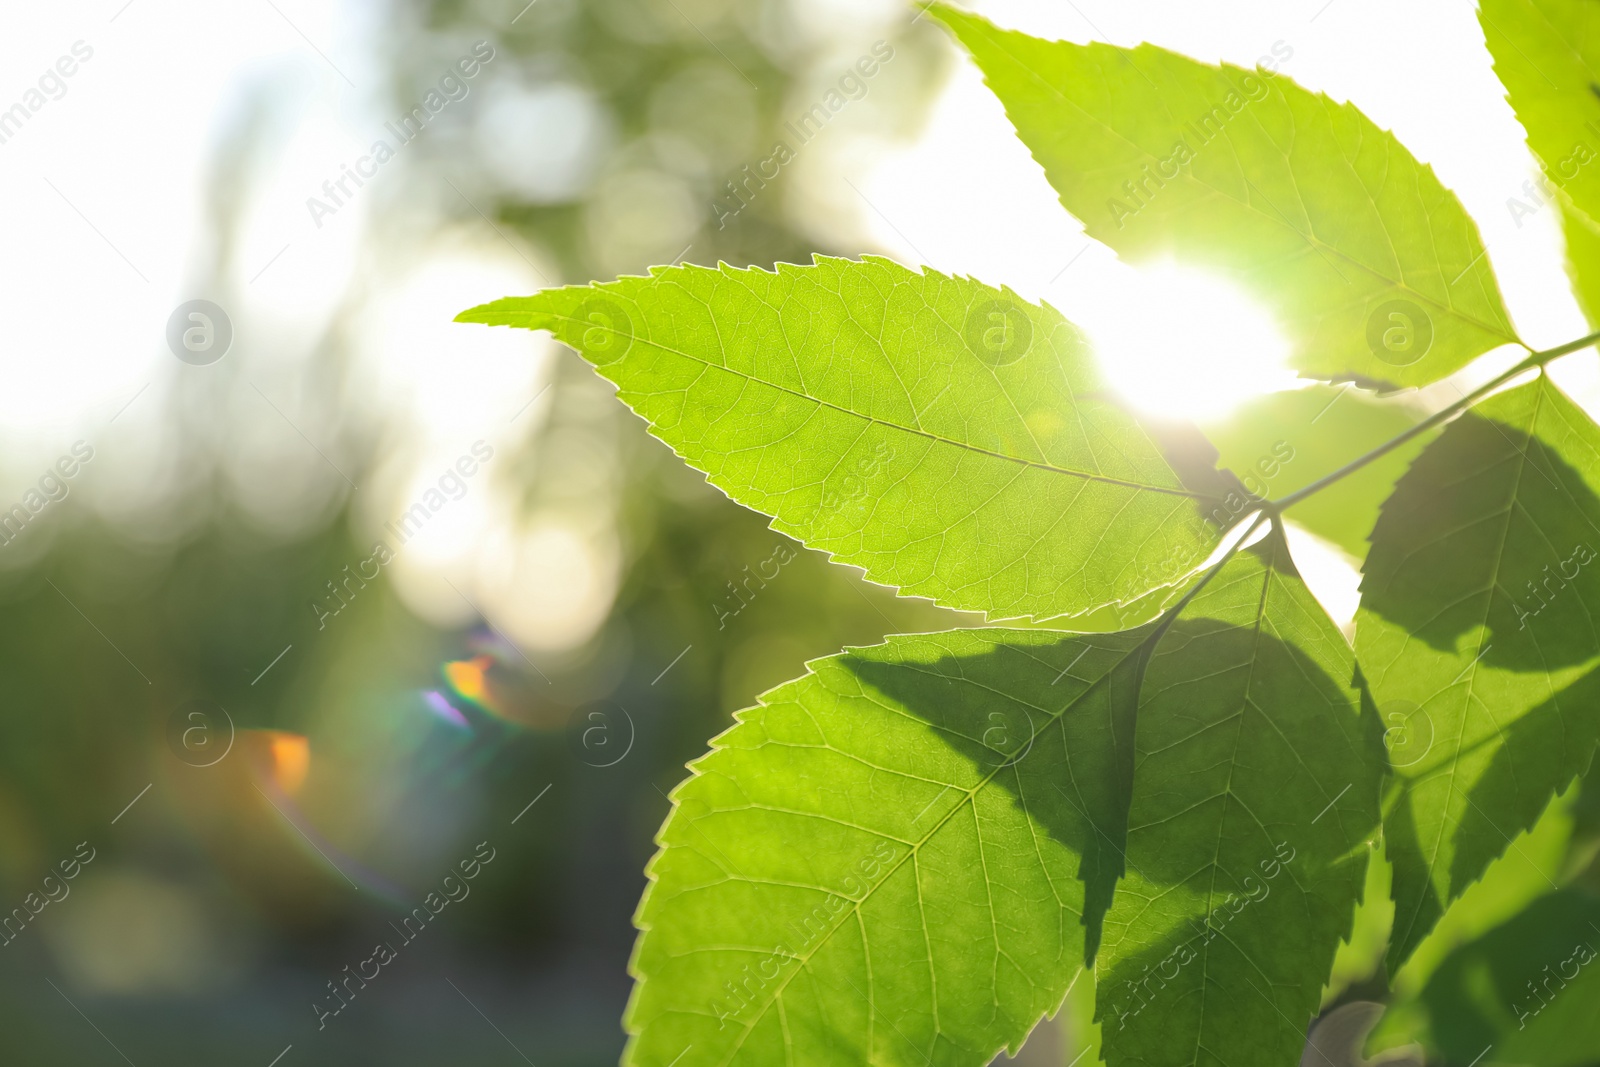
459,256 -> 1234,623
1479,0 -> 1600,334
1356,375 -> 1600,970
622,627 -> 1150,1066
1563,201 -> 1600,330
933,5 -> 1518,388
1096,526 -> 1383,1067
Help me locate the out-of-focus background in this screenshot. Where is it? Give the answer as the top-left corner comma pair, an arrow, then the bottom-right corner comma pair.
1,0 -> 1598,1064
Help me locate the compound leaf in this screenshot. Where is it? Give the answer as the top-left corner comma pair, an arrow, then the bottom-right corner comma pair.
1355,374 -> 1600,970
622,627 -> 1151,1067
459,256 -> 1233,623
1096,526 -> 1383,1067
933,6 -> 1518,388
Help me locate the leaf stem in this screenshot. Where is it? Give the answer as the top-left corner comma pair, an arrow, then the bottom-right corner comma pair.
1149,508 -> 1273,639
1267,330 -> 1600,513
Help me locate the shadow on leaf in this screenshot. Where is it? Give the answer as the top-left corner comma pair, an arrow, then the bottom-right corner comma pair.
1362,407 -> 1600,672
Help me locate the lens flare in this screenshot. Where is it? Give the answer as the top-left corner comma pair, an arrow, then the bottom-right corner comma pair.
422,689 -> 472,730
443,655 -> 493,707
243,737 -> 411,907
264,731 -> 311,795
438,642 -> 562,728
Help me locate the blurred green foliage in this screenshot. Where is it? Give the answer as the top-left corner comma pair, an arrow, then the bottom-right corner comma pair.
0,1 -> 949,1062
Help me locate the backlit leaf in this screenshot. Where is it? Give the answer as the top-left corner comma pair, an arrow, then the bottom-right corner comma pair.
933,6 -> 1518,388
622,627 -> 1151,1066
1096,526 -> 1383,1067
1355,375 -> 1600,969
459,256 -> 1234,623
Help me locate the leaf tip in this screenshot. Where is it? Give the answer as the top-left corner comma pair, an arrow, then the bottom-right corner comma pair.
453,300 -> 506,325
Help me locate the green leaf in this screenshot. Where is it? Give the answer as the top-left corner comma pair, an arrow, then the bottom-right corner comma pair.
1095,526 -> 1383,1067
1355,375 -> 1600,970
459,256 -> 1234,623
1368,786 -> 1578,1058
622,627 -> 1151,1066
1479,1 -> 1600,226
1386,888 -> 1600,1066
1478,0 -> 1600,333
932,5 -> 1519,388
1563,201 -> 1600,330
1198,384 -> 1435,560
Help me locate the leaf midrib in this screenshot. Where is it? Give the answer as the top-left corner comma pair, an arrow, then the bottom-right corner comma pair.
536,308 -> 1219,501
1389,380 -> 1545,953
